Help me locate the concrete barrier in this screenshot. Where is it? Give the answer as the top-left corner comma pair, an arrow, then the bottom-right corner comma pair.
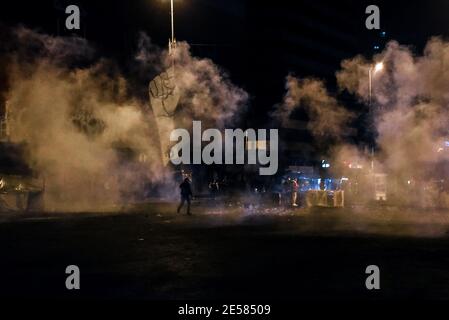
306,190 -> 344,208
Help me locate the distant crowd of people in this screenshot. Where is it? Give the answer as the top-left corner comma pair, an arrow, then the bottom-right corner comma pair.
176,175 -> 327,215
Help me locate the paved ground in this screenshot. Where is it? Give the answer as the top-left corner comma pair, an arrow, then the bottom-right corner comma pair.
1,202 -> 449,300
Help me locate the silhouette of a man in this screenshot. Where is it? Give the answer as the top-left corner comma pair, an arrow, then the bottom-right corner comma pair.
177,178 -> 193,215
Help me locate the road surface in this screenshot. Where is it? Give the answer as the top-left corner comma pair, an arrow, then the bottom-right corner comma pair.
1,202 -> 449,300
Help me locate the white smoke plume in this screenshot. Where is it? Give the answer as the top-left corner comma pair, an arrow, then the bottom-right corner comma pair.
272,37 -> 449,208
13,26 -> 95,63
138,38 -> 248,128
337,38 -> 449,176
5,29 -> 165,211
334,38 -> 449,207
272,75 -> 354,142
3,28 -> 248,211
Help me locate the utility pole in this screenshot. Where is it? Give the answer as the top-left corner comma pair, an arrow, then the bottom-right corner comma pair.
169,0 -> 176,54
368,62 -> 383,172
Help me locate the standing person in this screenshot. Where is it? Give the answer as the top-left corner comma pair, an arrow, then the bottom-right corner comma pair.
177,178 -> 193,215
291,178 -> 299,207
209,179 -> 219,199
319,178 -> 326,191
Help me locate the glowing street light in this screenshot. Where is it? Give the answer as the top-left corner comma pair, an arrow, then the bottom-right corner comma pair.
369,62 -> 384,105
374,62 -> 384,73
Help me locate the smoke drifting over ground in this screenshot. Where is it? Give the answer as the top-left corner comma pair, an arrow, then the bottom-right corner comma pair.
4,24 -> 449,212
6,28 -> 161,211
273,38 -> 449,208
3,27 -> 248,211
337,38 -> 449,181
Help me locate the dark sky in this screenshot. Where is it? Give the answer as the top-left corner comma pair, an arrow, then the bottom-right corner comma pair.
1,0 -> 449,123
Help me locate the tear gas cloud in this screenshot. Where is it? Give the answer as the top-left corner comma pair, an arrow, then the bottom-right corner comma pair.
273,75 -> 354,142
273,38 -> 449,207
3,27 -> 248,211
337,38 -> 449,179
6,28 -> 161,211
4,25 -> 449,211
141,39 -> 248,128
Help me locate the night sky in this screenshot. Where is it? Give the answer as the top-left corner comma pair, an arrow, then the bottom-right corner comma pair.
1,0 -> 449,128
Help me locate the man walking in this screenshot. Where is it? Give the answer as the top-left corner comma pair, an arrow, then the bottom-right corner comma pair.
177,178 -> 193,215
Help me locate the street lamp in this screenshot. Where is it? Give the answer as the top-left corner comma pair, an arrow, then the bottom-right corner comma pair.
368,62 -> 383,172
170,0 -> 175,42
168,0 -> 176,53
368,62 -> 384,105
